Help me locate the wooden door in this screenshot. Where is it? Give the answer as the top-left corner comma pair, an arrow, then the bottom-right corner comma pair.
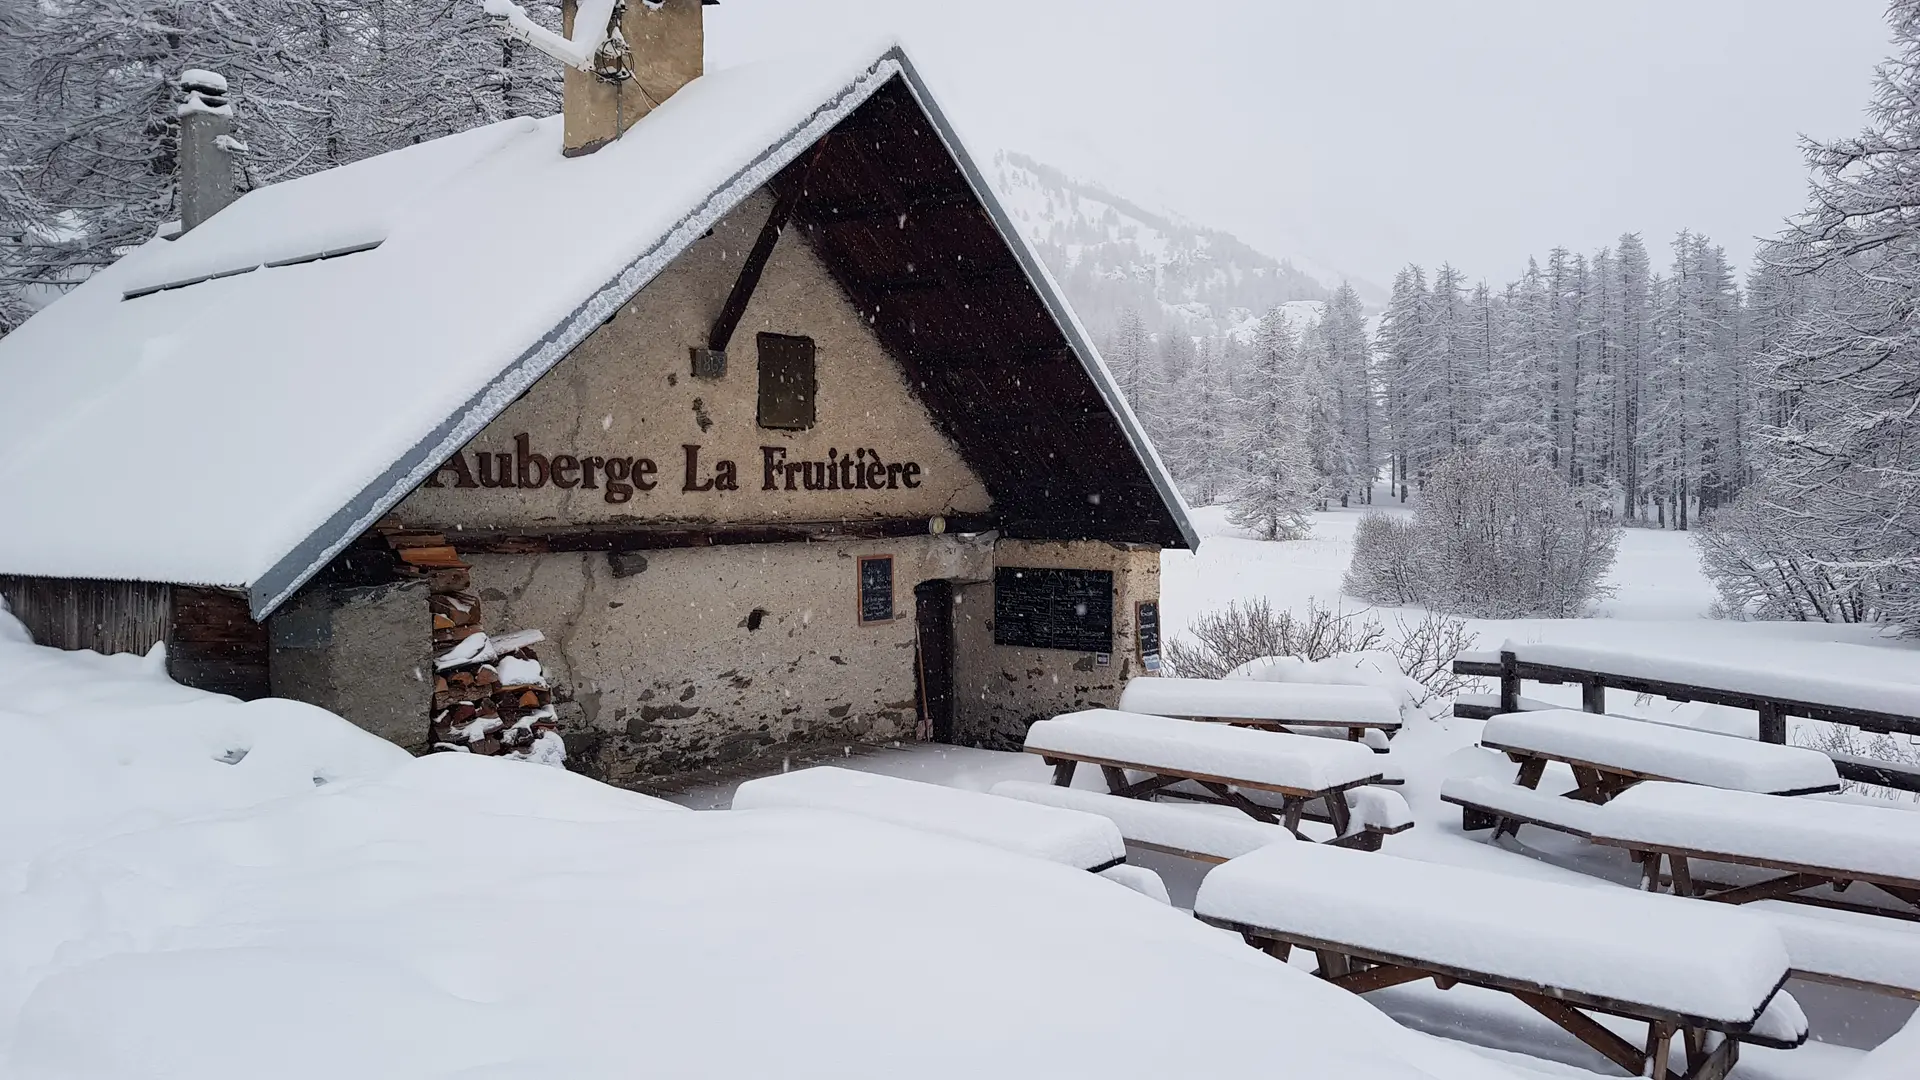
914,580 -> 956,743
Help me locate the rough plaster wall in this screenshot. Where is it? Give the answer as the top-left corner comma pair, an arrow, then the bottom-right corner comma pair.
269,580 -> 432,750
395,189 -> 990,529
952,540 -> 1161,749
468,533 -> 993,781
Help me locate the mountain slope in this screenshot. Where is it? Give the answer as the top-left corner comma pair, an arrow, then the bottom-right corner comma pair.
989,151 -> 1340,340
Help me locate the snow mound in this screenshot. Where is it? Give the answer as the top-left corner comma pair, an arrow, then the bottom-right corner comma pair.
0,632 -> 1525,1079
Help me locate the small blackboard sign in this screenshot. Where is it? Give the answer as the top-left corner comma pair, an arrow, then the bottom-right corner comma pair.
858,555 -> 894,624
1135,601 -> 1162,673
993,567 -> 1113,652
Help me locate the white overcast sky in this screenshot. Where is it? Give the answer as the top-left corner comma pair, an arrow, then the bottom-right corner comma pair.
707,0 -> 1893,293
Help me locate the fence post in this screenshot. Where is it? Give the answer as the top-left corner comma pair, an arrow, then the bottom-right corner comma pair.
1499,650 -> 1520,715
1757,702 -> 1786,745
1582,679 -> 1606,715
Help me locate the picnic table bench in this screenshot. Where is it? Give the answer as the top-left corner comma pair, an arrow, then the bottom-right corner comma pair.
1022,709 -> 1408,849
1195,841 -> 1807,1080
1445,709 -> 1841,838
1590,781 -> 1920,921
1116,676 -> 1400,749
732,766 -> 1127,872
1454,644 -> 1920,792
991,780 -> 1410,861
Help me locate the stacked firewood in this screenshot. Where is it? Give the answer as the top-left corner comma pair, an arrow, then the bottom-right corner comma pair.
374,524 -> 566,765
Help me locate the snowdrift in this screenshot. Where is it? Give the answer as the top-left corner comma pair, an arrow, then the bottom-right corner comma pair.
0,608 -> 1519,1079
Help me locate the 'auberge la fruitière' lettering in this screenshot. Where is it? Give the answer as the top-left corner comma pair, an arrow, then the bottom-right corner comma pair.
426,434 -> 924,504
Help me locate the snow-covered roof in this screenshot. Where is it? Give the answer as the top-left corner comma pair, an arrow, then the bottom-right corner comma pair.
0,42 -> 1195,617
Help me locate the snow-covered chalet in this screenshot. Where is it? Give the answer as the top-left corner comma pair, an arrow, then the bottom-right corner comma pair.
0,0 -> 1195,780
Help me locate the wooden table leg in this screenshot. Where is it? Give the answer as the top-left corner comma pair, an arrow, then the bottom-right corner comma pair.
1050,758 -> 1076,786
1515,756 -> 1548,790
1324,790 -> 1353,838
1670,855 -> 1696,899
1099,765 -> 1130,794
1641,850 -> 1664,892
1646,1020 -> 1673,1080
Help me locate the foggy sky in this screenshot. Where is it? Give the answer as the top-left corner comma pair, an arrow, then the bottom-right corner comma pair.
708,1 -> 1893,294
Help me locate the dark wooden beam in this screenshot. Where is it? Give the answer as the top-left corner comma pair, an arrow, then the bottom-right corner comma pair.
694,143 -> 827,376
436,514 -> 997,555
1330,964 -> 1433,995
1514,991 -> 1652,1077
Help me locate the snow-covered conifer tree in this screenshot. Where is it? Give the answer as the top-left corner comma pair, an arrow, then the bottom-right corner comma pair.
1228,309 -> 1317,540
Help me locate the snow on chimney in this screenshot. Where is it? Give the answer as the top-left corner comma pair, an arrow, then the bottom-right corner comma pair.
562,0 -> 705,156
483,0 -> 705,156
175,69 -> 243,233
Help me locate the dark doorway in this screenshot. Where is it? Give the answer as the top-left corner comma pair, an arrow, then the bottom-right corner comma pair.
914,580 -> 956,743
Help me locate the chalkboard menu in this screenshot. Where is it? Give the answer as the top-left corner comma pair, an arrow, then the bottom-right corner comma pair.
993,567 -> 1113,652
1135,601 -> 1162,672
858,555 -> 894,624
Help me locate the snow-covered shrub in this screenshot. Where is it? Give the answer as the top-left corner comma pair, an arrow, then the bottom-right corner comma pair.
1344,449 -> 1619,618
1166,599 -> 1383,679
1386,612 -> 1477,705
1167,598 -> 1472,706
1341,514 -> 1423,605
1696,486 -> 1887,624
1794,721 -> 1920,803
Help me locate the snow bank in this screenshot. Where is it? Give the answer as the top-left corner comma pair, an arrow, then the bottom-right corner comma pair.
1196,841 -> 1797,1027
1851,1008 -> 1920,1080
1481,709 -> 1840,794
0,633 -> 1523,1079
1025,709 -> 1383,792
0,629 -> 412,884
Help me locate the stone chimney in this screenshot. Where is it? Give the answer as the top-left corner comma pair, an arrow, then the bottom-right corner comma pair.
562,0 -> 705,157
175,69 -> 241,233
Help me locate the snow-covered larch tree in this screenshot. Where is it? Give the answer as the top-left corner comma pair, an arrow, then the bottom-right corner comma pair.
1228,308 -> 1317,540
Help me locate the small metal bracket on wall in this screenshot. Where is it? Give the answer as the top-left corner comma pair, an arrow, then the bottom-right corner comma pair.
689,345 -> 727,379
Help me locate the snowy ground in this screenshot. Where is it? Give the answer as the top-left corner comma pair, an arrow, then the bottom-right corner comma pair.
665,504 -> 1920,1076
0,607 -> 1548,1080
2,506 -> 1916,1077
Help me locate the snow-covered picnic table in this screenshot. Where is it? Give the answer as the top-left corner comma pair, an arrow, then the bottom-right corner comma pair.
1446,709 -> 1840,839
1589,782 -> 1920,918
1195,840 -> 1807,1080
1454,643 -> 1920,793
1022,709 -> 1406,848
1116,676 -> 1400,747
733,766 -> 1127,872
1485,709 -> 1840,797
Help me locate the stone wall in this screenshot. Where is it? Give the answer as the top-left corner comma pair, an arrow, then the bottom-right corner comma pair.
952,539 -> 1161,748
466,532 -> 993,783
268,579 -> 432,750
